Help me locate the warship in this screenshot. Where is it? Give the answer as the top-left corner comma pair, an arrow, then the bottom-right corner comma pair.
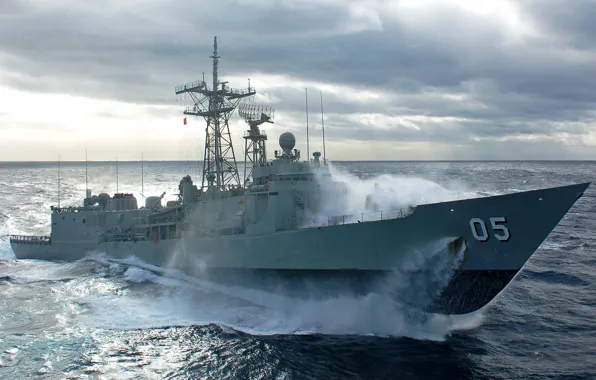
9,37 -> 590,315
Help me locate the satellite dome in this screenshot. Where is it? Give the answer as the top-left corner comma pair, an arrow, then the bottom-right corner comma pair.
279,132 -> 296,151
97,193 -> 110,208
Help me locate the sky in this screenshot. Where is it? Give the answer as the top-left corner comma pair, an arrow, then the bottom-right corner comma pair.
1,0 -> 595,161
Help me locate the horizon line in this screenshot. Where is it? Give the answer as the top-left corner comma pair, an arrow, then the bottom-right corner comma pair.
2,159 -> 596,163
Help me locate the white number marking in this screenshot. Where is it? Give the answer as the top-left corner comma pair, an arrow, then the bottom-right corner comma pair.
469,218 -> 489,242
469,217 -> 510,242
490,217 -> 510,241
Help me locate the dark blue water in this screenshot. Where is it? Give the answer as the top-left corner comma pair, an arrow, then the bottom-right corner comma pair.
1,161 -> 595,379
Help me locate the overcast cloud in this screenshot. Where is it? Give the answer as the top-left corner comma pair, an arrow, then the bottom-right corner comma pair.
0,0 -> 595,161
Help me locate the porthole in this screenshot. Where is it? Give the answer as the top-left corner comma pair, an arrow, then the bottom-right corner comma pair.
82,218 -> 86,224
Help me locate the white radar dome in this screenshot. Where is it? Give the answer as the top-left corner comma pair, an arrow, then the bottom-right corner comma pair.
279,132 -> 296,151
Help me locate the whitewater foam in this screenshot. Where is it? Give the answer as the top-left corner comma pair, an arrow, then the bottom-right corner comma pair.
76,233 -> 482,342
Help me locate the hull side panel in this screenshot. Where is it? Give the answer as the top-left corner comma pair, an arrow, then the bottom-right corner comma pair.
424,269 -> 519,314
11,183 -> 589,272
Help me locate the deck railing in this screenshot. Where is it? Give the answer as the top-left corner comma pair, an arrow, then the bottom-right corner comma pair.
9,235 -> 51,245
8,207 -> 415,245
298,207 -> 414,229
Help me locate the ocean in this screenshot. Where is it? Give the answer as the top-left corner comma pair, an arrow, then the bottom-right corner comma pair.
1,160 -> 595,379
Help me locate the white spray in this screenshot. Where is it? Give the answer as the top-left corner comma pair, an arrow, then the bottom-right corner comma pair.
301,162 -> 470,228
78,165 -> 484,340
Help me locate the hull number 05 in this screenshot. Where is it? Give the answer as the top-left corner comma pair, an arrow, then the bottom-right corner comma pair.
469,217 -> 510,242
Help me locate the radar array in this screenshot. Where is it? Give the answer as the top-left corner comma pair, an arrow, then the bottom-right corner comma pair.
175,36 -> 256,191
238,103 -> 274,185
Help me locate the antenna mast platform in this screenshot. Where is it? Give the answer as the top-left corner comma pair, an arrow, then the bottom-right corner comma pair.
238,102 -> 274,186
175,36 -> 256,191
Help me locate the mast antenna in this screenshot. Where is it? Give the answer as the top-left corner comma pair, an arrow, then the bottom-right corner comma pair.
175,36 -> 256,192
141,152 -> 144,198
320,90 -> 326,163
85,148 -> 88,199
58,154 -> 61,208
305,88 -> 310,161
116,156 -> 119,193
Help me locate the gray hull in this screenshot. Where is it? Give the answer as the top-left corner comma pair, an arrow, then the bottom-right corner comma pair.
11,182 -> 590,314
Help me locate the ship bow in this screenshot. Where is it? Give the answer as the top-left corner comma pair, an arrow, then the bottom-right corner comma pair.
424,181 -> 590,314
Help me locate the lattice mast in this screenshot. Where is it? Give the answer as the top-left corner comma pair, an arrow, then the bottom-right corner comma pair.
175,36 -> 256,191
238,102 -> 274,186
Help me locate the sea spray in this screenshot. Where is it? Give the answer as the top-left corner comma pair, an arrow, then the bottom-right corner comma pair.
301,161 -> 471,228
81,236 -> 482,341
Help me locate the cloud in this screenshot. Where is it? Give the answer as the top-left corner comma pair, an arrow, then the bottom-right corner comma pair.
520,0 -> 596,49
0,0 -> 595,161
